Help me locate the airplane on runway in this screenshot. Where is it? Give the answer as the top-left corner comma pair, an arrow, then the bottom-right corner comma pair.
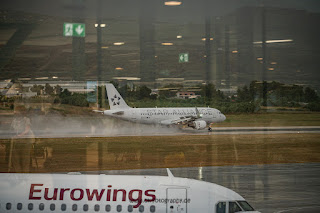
95,83 -> 226,131
0,169 -> 259,212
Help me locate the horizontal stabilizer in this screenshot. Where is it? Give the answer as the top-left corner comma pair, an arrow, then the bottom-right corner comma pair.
160,119 -> 175,125
93,110 -> 104,114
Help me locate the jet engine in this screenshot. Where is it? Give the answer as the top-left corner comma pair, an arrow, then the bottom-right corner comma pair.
192,120 -> 207,130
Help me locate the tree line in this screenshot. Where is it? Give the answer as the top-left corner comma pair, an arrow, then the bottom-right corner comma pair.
1,81 -> 319,113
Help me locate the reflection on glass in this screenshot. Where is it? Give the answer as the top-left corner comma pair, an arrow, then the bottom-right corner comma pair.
9,105 -> 35,172
0,1 -> 319,212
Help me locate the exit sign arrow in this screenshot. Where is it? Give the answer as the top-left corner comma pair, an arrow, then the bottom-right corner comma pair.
75,25 -> 84,35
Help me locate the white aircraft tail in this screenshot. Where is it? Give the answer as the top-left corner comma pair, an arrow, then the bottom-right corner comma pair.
106,83 -> 131,110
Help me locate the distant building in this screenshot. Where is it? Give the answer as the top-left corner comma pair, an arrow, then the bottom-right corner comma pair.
176,91 -> 200,99
150,89 -> 159,96
21,80 -> 109,94
21,92 -> 37,98
0,79 -> 12,95
5,83 -> 22,97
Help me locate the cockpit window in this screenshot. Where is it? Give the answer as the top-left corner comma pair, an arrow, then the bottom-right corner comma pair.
216,202 -> 226,213
229,202 -> 242,213
237,201 -> 254,211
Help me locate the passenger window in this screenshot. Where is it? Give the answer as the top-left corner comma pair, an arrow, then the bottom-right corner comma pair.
94,204 -> 100,211
139,205 -> 144,212
83,204 -> 89,211
6,203 -> 11,210
128,205 -> 133,212
72,204 -> 77,211
50,203 -> 55,211
61,203 -> 66,211
105,204 -> 111,212
229,202 -> 242,213
17,203 -> 23,210
39,203 -> 44,211
28,203 -> 34,210
117,205 -> 122,212
216,202 -> 226,213
150,205 -> 156,212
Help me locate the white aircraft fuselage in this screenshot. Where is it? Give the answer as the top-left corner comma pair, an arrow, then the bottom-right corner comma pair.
0,172 -> 259,212
104,107 -> 226,125
101,84 -> 226,130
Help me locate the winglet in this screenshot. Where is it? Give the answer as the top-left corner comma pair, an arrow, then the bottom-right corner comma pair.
195,107 -> 202,118
166,168 -> 174,178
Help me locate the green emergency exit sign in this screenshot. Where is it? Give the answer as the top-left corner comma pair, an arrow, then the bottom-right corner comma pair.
63,23 -> 85,37
179,53 -> 189,63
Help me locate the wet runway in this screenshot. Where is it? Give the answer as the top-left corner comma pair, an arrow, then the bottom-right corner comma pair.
1,126 -> 319,138
84,163 -> 320,213
184,126 -> 320,135
0,115 -> 319,138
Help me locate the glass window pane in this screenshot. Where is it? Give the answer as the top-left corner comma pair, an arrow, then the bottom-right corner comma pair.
139,205 -> 144,212
6,203 -> 11,210
216,202 -> 226,213
39,203 -> 44,211
28,203 -> 33,211
72,204 -> 77,211
83,204 -> 89,211
1,2 -> 318,213
61,203 -> 66,211
150,205 -> 156,212
50,204 -> 55,211
237,201 -> 254,211
117,205 -> 122,212
229,202 -> 242,213
105,205 -> 111,212
17,203 -> 23,210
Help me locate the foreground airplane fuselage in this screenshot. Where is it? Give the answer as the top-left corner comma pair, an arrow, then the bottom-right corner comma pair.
0,171 -> 259,213
102,84 -> 226,130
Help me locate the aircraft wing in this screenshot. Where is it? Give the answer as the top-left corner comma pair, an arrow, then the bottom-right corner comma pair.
160,116 -> 196,125
160,107 -> 204,125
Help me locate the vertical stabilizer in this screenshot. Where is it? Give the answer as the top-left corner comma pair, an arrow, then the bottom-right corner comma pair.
106,83 -> 131,110
166,168 -> 174,178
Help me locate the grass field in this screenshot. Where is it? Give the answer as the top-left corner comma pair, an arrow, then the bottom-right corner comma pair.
214,112 -> 320,127
1,104 -> 320,127
0,134 -> 319,173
